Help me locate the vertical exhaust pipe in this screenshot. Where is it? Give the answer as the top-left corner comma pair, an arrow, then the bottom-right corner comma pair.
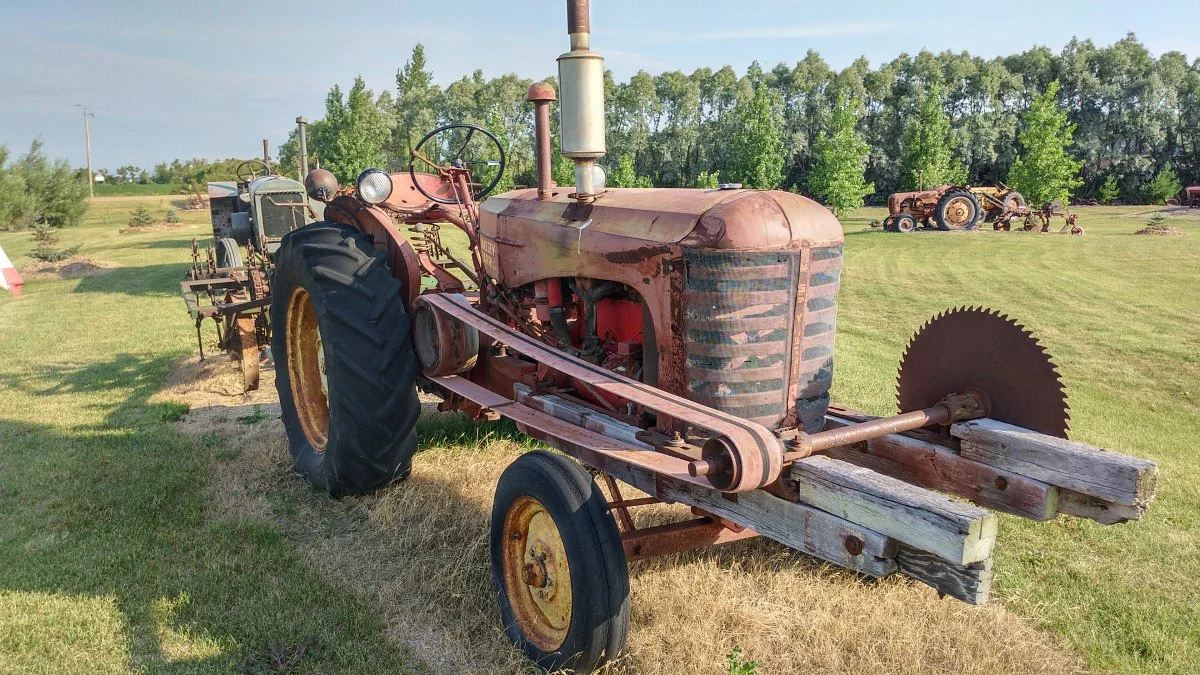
558,0 -> 606,202
527,83 -> 557,200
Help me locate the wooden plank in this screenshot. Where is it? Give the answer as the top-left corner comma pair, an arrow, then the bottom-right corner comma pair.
1057,489 -> 1147,524
514,384 -> 652,450
790,455 -> 997,565
824,414 -> 1059,521
514,389 -> 899,578
516,389 -> 994,603
952,419 -> 1158,507
895,544 -> 993,605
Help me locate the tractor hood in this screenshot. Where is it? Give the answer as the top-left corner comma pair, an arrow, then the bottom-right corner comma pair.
248,175 -> 306,199
481,187 -> 842,251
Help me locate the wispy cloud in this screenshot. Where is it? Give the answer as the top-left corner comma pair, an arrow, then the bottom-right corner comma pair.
612,20 -> 904,44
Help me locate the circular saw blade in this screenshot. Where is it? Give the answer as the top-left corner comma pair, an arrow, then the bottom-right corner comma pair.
897,307 -> 1070,438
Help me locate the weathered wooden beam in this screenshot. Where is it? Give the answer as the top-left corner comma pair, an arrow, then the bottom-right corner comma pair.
824,414 -> 1060,521
952,419 -> 1158,508
514,388 -> 899,578
1057,488 -> 1147,524
896,544 -> 993,605
790,455 -> 997,566
516,384 -> 651,450
513,388 -> 996,603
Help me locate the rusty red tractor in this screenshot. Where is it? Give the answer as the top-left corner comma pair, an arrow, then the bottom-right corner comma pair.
1169,185 -> 1200,207
262,2 -> 1156,672
882,184 -> 1027,232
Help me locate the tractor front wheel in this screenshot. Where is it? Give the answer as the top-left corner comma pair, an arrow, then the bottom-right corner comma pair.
270,222 -> 421,496
894,213 -> 917,233
216,237 -> 243,269
492,451 -> 630,673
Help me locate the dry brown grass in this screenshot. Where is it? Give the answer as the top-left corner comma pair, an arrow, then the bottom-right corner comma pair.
118,223 -> 191,234
158,358 -> 1085,674
1134,225 -> 1187,236
18,256 -> 113,280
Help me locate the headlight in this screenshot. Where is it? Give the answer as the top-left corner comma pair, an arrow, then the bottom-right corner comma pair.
356,168 -> 393,205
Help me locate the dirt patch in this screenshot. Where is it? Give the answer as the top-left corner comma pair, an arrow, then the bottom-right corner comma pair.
19,256 -> 114,280
119,223 -> 191,234
161,358 -> 1085,674
1134,224 -> 1188,236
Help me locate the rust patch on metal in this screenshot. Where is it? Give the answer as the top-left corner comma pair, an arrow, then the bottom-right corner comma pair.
603,244 -> 672,265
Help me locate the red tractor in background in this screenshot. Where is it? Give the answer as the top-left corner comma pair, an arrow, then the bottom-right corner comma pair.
882,184 -> 1026,232
1169,186 -> 1200,207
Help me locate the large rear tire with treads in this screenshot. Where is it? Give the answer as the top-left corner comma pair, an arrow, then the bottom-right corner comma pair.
270,221 -> 421,496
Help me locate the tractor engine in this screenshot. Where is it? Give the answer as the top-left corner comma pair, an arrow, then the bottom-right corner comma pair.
477,188 -> 843,434
475,0 -> 843,436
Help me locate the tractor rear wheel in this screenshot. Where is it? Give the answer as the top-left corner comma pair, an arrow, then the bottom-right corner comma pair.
934,189 -> 982,230
270,222 -> 421,496
1002,191 -> 1027,212
492,451 -> 630,673
216,237 -> 243,269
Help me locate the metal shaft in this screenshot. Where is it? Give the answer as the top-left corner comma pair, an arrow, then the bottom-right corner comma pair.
796,405 -> 951,458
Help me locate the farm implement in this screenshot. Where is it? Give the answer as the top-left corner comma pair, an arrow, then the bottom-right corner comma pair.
196,2 -> 1161,671
882,183 -> 1084,235
181,158 -> 317,391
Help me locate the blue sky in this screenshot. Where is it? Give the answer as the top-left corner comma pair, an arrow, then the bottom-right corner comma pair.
2,0 -> 1197,171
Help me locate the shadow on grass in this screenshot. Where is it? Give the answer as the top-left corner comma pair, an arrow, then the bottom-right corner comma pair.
136,238 -> 201,250
0,352 -> 413,672
71,261 -> 192,297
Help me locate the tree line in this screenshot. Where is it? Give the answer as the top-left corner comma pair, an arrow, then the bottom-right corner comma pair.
270,35 -> 1197,210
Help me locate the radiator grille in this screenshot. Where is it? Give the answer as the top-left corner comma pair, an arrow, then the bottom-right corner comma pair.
683,246 -> 841,432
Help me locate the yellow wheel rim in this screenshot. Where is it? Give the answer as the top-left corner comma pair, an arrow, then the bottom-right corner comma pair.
944,196 -> 974,226
286,287 -> 329,450
502,496 -> 573,652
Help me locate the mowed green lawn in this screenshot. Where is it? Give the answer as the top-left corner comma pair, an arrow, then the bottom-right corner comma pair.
0,197 -> 414,673
0,198 -> 1197,673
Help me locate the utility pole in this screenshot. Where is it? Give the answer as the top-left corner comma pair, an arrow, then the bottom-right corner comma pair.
75,105 -> 94,198
262,139 -> 270,163
296,116 -> 309,181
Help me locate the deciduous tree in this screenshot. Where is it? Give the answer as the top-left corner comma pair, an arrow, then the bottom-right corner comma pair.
727,79 -> 784,190
807,96 -> 873,216
899,84 -> 965,189
1008,81 -> 1083,207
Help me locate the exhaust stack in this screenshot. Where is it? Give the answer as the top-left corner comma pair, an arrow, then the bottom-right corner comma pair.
558,0 -> 606,202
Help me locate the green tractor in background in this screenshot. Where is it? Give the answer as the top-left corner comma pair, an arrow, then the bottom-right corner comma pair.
181,158 -> 329,392
205,158 -> 323,266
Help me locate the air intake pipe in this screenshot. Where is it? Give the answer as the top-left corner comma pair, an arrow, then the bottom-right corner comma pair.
558,0 -> 606,202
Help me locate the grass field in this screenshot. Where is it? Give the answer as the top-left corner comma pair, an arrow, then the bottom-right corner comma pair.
0,197 -> 1196,673
93,183 -> 184,197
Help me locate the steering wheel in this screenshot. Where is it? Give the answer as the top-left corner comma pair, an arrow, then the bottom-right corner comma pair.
409,123 -> 506,205
236,159 -> 273,183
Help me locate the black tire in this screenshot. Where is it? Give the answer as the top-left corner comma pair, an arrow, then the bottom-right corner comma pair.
491,451 -> 630,673
881,216 -> 895,232
894,213 -> 917,233
934,189 -> 982,230
1002,191 -> 1027,212
216,237 -> 243,269
270,222 -> 421,496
